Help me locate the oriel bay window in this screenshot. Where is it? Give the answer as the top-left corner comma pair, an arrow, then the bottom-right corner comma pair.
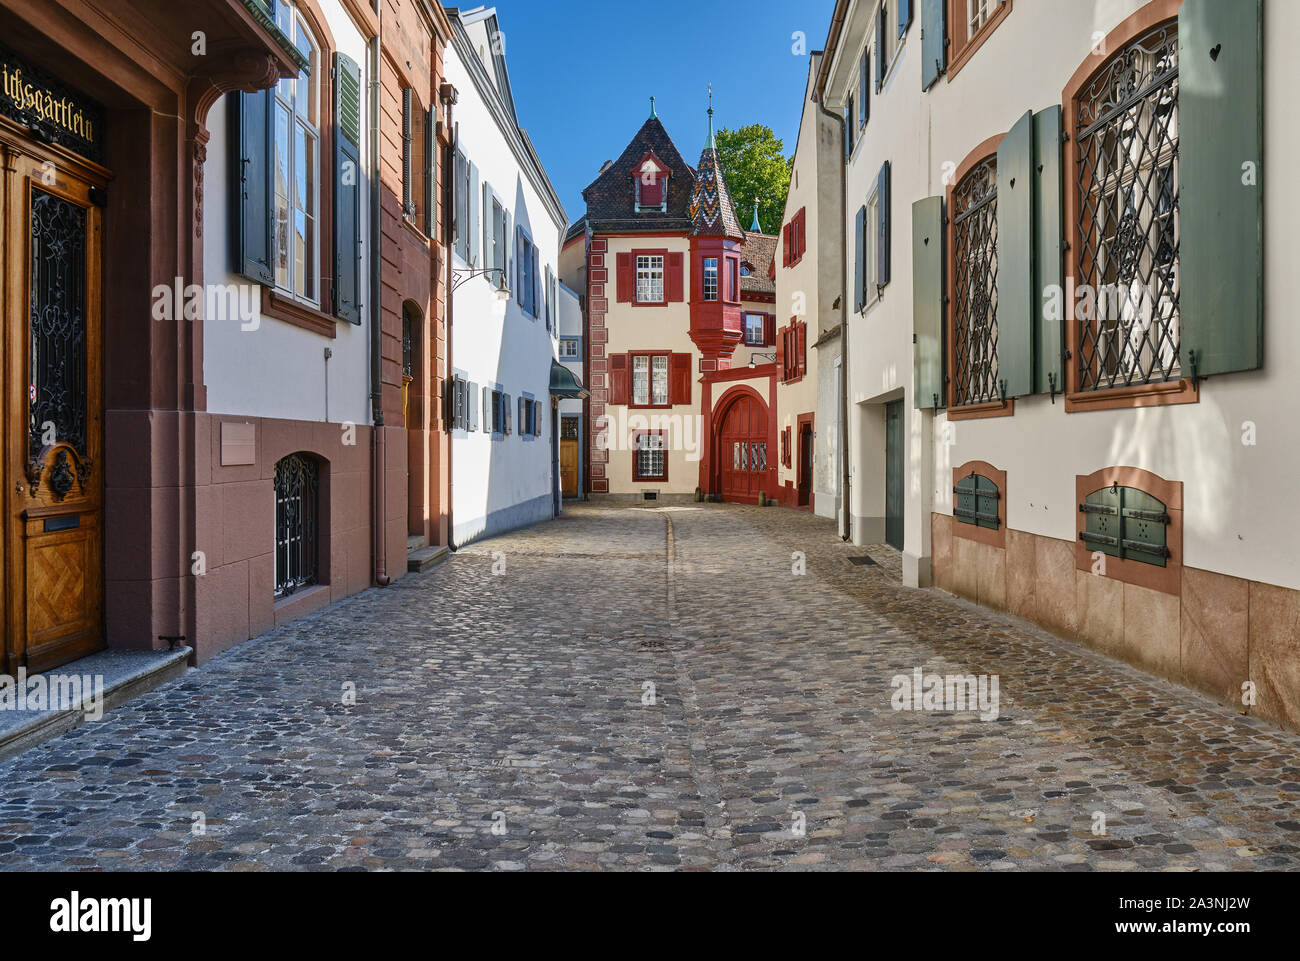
232,0 -> 363,329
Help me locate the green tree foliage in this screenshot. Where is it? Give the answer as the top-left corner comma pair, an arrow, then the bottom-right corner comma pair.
714,124 -> 793,235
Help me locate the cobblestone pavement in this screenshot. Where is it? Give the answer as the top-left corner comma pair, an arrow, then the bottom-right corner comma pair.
2,503 -> 1299,871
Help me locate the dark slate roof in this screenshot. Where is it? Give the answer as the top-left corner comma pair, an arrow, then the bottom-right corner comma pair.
739,231 -> 777,296
582,117 -> 697,233
565,217 -> 588,244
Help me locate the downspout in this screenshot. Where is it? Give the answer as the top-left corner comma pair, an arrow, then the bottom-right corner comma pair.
441,84 -> 459,551
818,96 -> 851,542
368,24 -> 391,586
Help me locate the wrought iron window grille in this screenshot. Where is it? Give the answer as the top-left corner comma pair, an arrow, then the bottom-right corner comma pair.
951,157 -> 999,407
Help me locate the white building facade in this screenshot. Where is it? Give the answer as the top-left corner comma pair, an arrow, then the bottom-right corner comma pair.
819,0 -> 1298,729
445,6 -> 567,545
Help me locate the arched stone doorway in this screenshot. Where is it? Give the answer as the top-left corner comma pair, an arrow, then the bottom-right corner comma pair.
713,386 -> 770,505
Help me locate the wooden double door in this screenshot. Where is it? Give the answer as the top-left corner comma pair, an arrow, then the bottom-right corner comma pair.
2,142 -> 106,674
717,393 -> 768,504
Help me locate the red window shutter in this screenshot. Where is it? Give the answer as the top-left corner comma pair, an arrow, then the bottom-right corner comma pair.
797,208 -> 807,258
783,224 -> 791,265
667,252 -> 684,302
764,313 -> 775,346
616,252 -> 633,303
640,176 -> 663,208
797,322 -> 807,375
776,327 -> 786,382
670,353 -> 692,405
610,353 -> 630,405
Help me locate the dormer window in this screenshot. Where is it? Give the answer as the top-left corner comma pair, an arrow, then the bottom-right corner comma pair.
634,151 -> 669,213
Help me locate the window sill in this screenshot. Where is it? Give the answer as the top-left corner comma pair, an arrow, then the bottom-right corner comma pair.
947,398 -> 1014,421
1064,378 -> 1198,414
402,215 -> 430,243
947,0 -> 1013,82
262,289 -> 338,339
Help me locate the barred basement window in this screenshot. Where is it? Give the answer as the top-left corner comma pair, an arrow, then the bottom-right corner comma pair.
1080,484 -> 1170,568
634,432 -> 666,482
951,156 -> 999,407
274,453 -> 319,598
1074,22 -> 1179,392
954,472 -> 1000,531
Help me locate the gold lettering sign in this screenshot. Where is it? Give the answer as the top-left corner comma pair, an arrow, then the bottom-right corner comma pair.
0,45 -> 105,162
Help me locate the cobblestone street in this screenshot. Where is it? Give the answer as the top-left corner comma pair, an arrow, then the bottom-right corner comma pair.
2,503 -> 1298,872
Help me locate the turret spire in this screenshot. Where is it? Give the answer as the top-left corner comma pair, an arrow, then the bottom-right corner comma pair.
750,200 -> 761,232
649,96 -> 656,119
706,84 -> 716,149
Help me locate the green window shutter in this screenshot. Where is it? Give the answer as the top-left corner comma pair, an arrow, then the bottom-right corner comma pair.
912,196 -> 944,409
468,160 -> 481,268
1032,106 -> 1063,395
921,0 -> 946,91
854,205 -> 866,312
230,91 -> 274,285
996,110 -> 1034,399
333,53 -> 362,325
877,161 -> 891,290
1179,0 -> 1264,378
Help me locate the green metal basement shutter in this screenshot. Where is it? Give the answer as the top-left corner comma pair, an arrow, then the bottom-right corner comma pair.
912,196 -> 943,409
1179,0 -> 1264,378
1032,106 -> 1063,395
231,91 -> 274,285
996,110 -> 1033,399
334,52 -> 362,324
921,0 -> 946,91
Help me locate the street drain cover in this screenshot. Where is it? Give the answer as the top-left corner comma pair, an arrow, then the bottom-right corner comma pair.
847,556 -> 877,567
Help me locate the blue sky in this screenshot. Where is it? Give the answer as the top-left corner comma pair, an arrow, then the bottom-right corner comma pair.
483,0 -> 840,226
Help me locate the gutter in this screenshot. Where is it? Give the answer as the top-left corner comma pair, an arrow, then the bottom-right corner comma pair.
817,96 -> 852,543
368,21 -> 390,587
442,84 -> 459,551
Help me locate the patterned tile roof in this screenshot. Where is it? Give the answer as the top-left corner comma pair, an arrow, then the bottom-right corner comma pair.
581,117 -> 697,234
739,231 -> 777,296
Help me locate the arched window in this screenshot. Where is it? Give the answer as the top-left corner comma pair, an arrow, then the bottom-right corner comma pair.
950,154 -> 999,409
1071,19 -> 1179,394
273,2 -> 321,305
274,453 -> 319,598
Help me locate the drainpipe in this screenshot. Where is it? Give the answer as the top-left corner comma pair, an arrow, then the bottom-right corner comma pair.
368,26 -> 390,587
818,97 -> 851,542
441,84 -> 459,551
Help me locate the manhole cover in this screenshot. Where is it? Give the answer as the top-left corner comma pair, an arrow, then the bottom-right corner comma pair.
847,556 -> 877,567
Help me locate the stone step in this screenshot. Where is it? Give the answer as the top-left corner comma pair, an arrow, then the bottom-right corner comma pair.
407,545 -> 451,573
407,534 -> 425,553
0,646 -> 192,762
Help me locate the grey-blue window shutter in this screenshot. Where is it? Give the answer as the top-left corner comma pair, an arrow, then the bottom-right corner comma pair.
468,160 -> 481,268
532,246 -> 540,318
401,88 -> 412,215
854,205 -> 866,312
996,110 -> 1034,399
860,50 -> 870,129
877,161 -> 891,291
424,105 -> 435,237
921,0 -> 946,91
504,208 -> 513,293
483,386 -> 490,433
516,228 -> 525,308
333,53 -> 362,324
1033,106 -> 1064,396
912,197 -> 944,409
482,181 -> 494,272
899,0 -> 912,36
468,382 -> 479,431
505,394 -> 512,434
875,6 -> 887,90
231,91 -> 274,285
1179,0 -> 1263,378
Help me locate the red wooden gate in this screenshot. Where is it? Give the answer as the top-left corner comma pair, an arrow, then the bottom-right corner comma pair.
716,393 -> 768,504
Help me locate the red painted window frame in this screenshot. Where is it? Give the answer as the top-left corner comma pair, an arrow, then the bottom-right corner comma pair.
630,248 -> 669,306
628,351 -> 673,409
632,429 -> 669,483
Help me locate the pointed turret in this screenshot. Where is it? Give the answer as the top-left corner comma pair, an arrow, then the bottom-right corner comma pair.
749,200 -> 762,232
689,86 -> 744,241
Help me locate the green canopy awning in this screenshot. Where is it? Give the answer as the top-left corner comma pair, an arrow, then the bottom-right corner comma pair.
550,359 -> 589,399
